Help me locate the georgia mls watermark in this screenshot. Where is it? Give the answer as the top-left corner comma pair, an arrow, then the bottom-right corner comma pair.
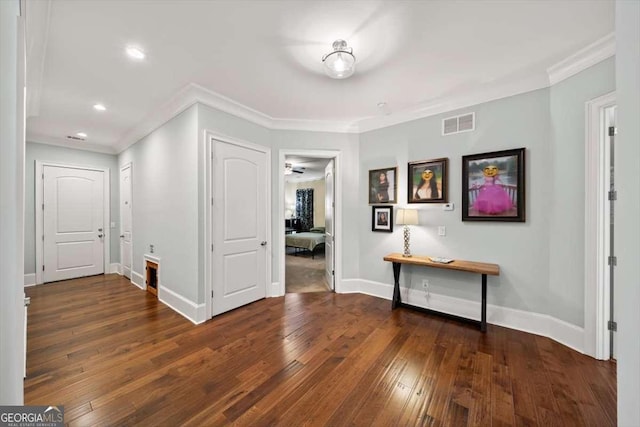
0,406 -> 63,427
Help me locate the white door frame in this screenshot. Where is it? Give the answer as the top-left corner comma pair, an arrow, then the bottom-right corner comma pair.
35,161 -> 111,285
119,162 -> 133,279
204,130 -> 272,320
584,91 -> 616,359
278,149 -> 342,297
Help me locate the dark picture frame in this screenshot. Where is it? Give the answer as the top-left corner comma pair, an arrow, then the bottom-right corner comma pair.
462,148 -> 526,222
368,167 -> 397,204
371,206 -> 393,232
408,158 -> 448,203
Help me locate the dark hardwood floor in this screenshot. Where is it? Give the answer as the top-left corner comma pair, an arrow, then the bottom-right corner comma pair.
25,274 -> 616,426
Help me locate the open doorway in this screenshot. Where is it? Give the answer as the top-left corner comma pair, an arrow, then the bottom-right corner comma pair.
284,156 -> 332,293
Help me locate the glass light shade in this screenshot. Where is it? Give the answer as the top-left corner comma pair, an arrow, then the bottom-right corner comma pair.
322,40 -> 355,79
396,209 -> 419,225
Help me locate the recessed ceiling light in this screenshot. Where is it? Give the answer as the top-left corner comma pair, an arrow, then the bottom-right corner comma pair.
126,46 -> 145,60
76,132 -> 87,138
93,104 -> 106,111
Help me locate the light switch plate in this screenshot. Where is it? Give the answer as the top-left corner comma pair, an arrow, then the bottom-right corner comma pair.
438,226 -> 446,236
442,203 -> 454,211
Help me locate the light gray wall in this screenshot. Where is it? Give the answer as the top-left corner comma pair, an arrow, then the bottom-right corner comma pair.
359,59 -> 614,324
615,0 -> 640,424
24,142 -> 120,275
119,105 -> 199,302
271,130 -> 361,284
548,57 -> 616,325
0,0 -> 25,404
359,89 -> 552,314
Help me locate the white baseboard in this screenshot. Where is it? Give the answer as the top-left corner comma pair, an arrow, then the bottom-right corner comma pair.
159,285 -> 203,325
269,282 -> 281,297
24,273 -> 36,287
109,263 -> 121,274
347,279 -> 585,354
131,271 -> 144,290
339,279 -> 361,294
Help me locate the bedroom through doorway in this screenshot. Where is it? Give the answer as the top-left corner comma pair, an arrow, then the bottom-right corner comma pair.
284,156 -> 333,293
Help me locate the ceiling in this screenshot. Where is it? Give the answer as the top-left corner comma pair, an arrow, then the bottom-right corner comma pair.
284,157 -> 331,183
25,0 -> 614,153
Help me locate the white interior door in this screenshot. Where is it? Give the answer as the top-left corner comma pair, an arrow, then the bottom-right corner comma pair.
212,140 -> 268,316
325,160 -> 335,290
120,164 -> 132,278
43,166 -> 104,282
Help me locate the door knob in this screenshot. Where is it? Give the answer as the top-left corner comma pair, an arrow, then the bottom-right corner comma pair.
120,235 -> 125,238
98,234 -> 104,238
260,241 -> 267,246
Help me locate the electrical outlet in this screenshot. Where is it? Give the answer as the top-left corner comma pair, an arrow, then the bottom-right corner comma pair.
150,244 -> 155,254
422,279 -> 430,301
438,226 -> 446,236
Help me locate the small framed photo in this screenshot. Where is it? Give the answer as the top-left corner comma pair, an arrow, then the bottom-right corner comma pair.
408,158 -> 448,203
369,167 -> 397,204
462,148 -> 526,222
371,206 -> 393,232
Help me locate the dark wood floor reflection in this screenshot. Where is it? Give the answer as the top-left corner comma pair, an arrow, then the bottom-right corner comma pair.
25,275 -> 616,426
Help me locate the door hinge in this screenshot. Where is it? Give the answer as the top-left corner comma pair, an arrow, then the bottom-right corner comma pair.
42,265 -> 44,271
211,244 -> 214,252
42,203 -> 44,210
608,256 -> 617,266
608,190 -> 617,201
42,173 -> 44,179
609,126 -> 617,136
608,320 -> 617,331
42,235 -> 44,241
211,198 -> 214,206
332,270 -> 335,275
211,290 -> 213,298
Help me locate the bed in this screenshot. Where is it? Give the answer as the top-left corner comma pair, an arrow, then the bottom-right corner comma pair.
285,227 -> 325,259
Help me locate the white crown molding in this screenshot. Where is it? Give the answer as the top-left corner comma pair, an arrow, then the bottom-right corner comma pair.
357,72 -> 550,133
26,132 -> 118,154
547,33 -> 615,86
25,0 -> 51,119
32,33 -> 614,155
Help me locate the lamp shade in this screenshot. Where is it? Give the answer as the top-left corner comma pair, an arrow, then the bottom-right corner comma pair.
396,209 -> 419,225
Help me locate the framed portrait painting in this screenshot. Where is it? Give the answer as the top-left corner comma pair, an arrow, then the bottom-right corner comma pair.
462,148 -> 526,222
371,206 -> 393,232
408,158 -> 448,203
368,167 -> 397,204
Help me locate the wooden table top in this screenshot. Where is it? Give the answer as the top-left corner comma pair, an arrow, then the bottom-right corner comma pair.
383,253 -> 500,276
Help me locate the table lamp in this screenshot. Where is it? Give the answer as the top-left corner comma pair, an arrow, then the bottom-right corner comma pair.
396,209 -> 419,257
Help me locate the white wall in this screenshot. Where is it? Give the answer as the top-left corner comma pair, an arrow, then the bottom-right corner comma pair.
285,179 -> 326,227
24,142 -> 120,275
0,0 -> 25,404
615,1 -> 640,424
118,105 -> 199,303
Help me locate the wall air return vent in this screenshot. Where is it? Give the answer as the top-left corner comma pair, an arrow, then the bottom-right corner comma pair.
442,112 -> 475,136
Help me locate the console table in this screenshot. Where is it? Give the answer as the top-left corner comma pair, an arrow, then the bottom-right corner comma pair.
383,253 -> 500,332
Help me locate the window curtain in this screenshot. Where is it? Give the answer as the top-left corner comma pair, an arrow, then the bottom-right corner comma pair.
295,188 -> 314,231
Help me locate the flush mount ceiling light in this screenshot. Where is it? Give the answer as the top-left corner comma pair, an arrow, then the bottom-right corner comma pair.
322,39 -> 356,79
93,103 -> 106,111
76,132 -> 87,138
126,46 -> 145,60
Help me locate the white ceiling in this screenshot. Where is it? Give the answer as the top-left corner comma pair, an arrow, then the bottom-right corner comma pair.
25,0 -> 614,153
285,156 -> 331,183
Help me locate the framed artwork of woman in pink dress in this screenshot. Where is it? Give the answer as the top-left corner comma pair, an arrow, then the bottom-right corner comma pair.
462,148 -> 526,222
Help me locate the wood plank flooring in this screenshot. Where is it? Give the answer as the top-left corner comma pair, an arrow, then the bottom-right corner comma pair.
25,274 -> 616,426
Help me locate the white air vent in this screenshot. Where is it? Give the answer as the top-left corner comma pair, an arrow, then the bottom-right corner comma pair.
442,112 -> 475,135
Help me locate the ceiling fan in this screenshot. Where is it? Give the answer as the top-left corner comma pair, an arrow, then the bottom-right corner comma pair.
284,162 -> 305,175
